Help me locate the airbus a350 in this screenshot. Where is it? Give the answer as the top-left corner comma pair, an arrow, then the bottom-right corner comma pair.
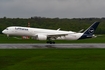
2,21 -> 100,44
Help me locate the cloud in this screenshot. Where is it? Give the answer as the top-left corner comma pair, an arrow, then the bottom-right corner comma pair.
0,0 -> 105,18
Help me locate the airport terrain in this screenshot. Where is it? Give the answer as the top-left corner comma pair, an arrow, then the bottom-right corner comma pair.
0,49 -> 105,70
0,34 -> 105,70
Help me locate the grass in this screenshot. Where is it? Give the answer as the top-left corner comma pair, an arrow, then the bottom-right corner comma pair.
0,49 -> 105,70
0,34 -> 105,43
0,34 -> 105,70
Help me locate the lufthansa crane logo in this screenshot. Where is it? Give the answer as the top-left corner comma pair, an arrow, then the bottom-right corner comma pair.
88,28 -> 94,34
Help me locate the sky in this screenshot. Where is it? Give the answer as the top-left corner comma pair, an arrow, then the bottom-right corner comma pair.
0,0 -> 105,18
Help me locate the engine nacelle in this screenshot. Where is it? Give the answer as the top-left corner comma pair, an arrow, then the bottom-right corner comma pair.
33,34 -> 47,40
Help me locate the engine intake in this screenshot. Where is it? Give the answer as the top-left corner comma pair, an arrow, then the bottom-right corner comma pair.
35,34 -> 47,40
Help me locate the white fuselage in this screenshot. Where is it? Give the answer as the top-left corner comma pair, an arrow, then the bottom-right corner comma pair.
2,26 -> 83,40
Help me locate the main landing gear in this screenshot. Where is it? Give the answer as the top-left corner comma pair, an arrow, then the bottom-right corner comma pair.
47,37 -> 56,44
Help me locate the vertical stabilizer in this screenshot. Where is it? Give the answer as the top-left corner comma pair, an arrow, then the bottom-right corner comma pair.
83,21 -> 100,35
79,21 -> 100,39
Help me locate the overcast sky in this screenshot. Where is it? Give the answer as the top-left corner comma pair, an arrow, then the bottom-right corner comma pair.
0,0 -> 105,18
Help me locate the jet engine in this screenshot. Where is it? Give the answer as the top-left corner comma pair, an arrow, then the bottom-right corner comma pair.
33,34 -> 47,40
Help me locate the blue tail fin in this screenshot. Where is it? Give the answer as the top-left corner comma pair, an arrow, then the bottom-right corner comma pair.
79,21 -> 100,39
83,21 -> 100,35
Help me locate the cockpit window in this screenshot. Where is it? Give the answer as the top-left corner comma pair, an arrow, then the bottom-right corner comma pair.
6,28 -> 8,30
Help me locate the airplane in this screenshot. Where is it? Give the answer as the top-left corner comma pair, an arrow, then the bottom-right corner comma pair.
2,21 -> 100,44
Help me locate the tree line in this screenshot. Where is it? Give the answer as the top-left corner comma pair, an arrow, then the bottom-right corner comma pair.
0,17 -> 105,34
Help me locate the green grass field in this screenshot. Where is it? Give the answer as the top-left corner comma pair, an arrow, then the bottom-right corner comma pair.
0,34 -> 105,70
0,34 -> 105,43
0,49 -> 105,70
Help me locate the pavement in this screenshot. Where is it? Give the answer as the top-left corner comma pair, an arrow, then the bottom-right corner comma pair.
0,43 -> 105,49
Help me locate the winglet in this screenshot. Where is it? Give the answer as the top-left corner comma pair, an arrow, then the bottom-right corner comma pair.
57,28 -> 60,31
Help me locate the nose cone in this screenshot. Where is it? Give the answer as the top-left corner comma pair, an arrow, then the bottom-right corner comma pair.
2,30 -> 6,34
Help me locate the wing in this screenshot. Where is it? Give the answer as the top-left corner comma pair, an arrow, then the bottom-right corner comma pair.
47,32 -> 76,40
33,30 -> 76,40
